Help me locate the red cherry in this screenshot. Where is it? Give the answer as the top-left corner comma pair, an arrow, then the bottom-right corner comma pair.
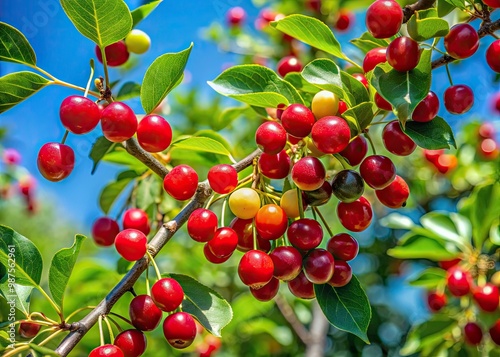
122,208 -> 150,236
2,148 -> 21,165
338,101 -> 348,114
486,40 -> 500,72
163,165 -> 198,201
114,329 -> 147,357
115,229 -> 147,261
374,93 -> 392,111
226,7 -> 246,26
337,196 -> 373,232
365,0 -> 403,39
59,95 -> 100,134
291,156 -> 326,191
208,164 -> 238,194
203,243 -> 232,264
484,0 -> 500,7
136,115 -> 172,153
444,24 -> 479,59
37,142 -> 75,182
446,267 -> 471,297
255,121 -> 287,154
100,102 -> 138,142
427,292 -> 447,312
303,248 -> 335,284
423,149 -> 444,165
287,218 -> 323,250
412,91 -> 439,122
363,47 -> 387,73
340,135 -> 368,166
444,85 -> 474,115
438,258 -> 461,270
327,233 -> 359,261
434,154 -> 458,174
187,208 -> 218,243
277,56 -> 302,77
479,138 -> 500,159
288,271 -> 315,299
311,116 -> 351,154
250,277 -> 280,301
375,175 -> 410,209
304,181 -> 333,206
328,260 -> 352,287
89,344 -> 124,357
207,227 -> 238,258
352,73 -> 369,88
230,218 -> 271,253
360,155 -> 396,189
95,41 -> 129,67
382,121 -> 417,156
18,175 -> 35,196
472,284 -> 499,312
478,122 -> 496,139
281,104 -> 315,138
463,322 -> 483,345
258,150 -> 291,179
129,295 -> 162,331
306,0 -> 322,12
92,217 -> 120,247
492,93 -> 500,114
386,36 -> 420,72
335,11 -> 353,32
163,312 -> 197,349
255,204 -> 288,240
489,319 -> 500,345
269,246 -> 303,281
238,250 -> 274,289
18,322 -> 41,338
151,278 -> 184,312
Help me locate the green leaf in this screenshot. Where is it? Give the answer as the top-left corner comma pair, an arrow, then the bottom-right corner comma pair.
89,136 -> 116,174
314,275 -> 371,343
116,81 -> 141,101
208,64 -> 304,107
404,117 -> 457,149
0,331 -> 11,352
0,22 -> 36,65
284,72 -> 320,93
442,0 -> 466,9
131,0 -> 162,28
271,14 -> 344,59
99,177 -> 134,214
48,235 -> 86,311
29,343 -> 59,356
0,71 -> 50,114
371,49 -> 432,125
379,213 -> 416,230
211,106 -> 253,131
136,175 -> 161,211
407,9 -> 449,42
419,212 -> 471,249
60,0 -> 132,48
342,102 -> 374,134
301,59 -> 345,101
408,267 -> 447,288
340,71 -> 369,105
350,32 -> 389,53
0,278 -> 32,316
170,274 -> 232,337
437,0 -> 456,17
141,44 -> 192,114
490,219 -> 500,246
194,130 -> 233,153
388,232 -> 459,261
240,318 -> 293,346
172,137 -> 231,157
102,149 -> 146,172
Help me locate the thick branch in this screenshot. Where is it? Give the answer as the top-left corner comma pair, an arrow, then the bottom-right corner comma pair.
274,294 -> 311,345
305,301 -> 329,357
123,138 -> 169,178
403,0 -> 436,23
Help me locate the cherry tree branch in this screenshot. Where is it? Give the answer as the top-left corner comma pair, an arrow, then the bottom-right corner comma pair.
305,301 -> 329,357
274,294 -> 311,345
402,0 -> 436,23
123,138 -> 169,178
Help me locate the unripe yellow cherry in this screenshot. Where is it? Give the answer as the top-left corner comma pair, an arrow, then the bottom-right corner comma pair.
125,29 -> 151,54
311,90 -> 340,119
229,188 -> 261,219
280,189 -> 301,218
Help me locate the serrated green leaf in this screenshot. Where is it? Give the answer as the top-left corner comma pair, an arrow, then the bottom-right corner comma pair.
99,177 -> 134,214
116,81 -> 141,101
314,275 -> 371,343
0,278 -> 32,316
301,59 -> 345,101
60,0 -> 132,48
284,72 -> 320,93
407,9 -> 450,41
141,44 -> 192,114
340,71 -> 369,105
0,22 -> 36,65
170,274 -> 232,337
388,232 -> 460,261
379,213 -> 416,230
131,0 -> 162,28
408,267 -> 447,288
342,102 -> 373,134
171,137 -> 231,157
350,32 -> 389,53
89,136 -> 116,174
404,117 -> 457,149
48,235 -> 85,311
0,71 -> 50,114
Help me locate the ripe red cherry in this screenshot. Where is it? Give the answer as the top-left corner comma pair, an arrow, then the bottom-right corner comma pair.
59,95 -> 100,134
226,6 -> 246,26
340,135 -> 368,166
277,56 -> 302,77
304,181 -> 333,206
479,138 -> 500,159
18,175 -> 35,196
434,154 -> 458,174
335,11 -> 353,32
363,47 -> 387,73
473,283 -> 499,312
447,267 -> 471,297
129,295 -> 162,331
328,260 -> 353,287
386,36 -> 420,72
291,156 -> 326,191
352,73 -> 369,88
490,320 -> 500,345
238,250 -> 274,289
382,121 -> 417,156
163,165 -> 198,201
424,149 -> 444,165
95,41 -> 129,67
255,204 -> 288,240
163,312 -> 197,349
100,102 -> 138,142
288,271 -> 315,299
444,85 -> 474,115
258,150 -> 291,179
478,122 -> 495,139
375,175 -> 410,209
255,121 -> 287,154
338,101 -> 348,114
114,329 -> 147,357
327,233 -> 359,261
375,93 -> 392,111
2,148 -> 21,165
331,169 -> 365,203
269,246 -> 303,281
412,91 -> 439,122
115,229 -> 147,261
427,292 -> 447,312
464,322 -> 483,345
303,248 -> 335,284
92,217 -> 120,247
444,24 -> 479,59
311,116 -> 351,154
136,115 -> 172,153
337,196 -> 373,232
487,40 -> 500,72
89,344 -> 124,357
203,243 -> 232,264
207,227 -> 238,258
208,164 -> 238,194
230,218 -> 271,253
122,208 -> 150,236
37,142 -> 75,182
360,155 -> 396,189
18,322 -> 41,338
484,0 -> 500,7
439,258 -> 461,270
187,208 -> 218,242
287,218 -> 323,250
365,0 -> 403,39
151,278 -> 184,312
250,277 -> 280,301
281,104 -> 315,138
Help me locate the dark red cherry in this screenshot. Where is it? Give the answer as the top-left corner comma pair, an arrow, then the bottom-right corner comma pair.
151,278 -> 184,312
427,292 -> 447,312
386,36 -> 420,72
281,104 -> 315,138
331,169 -> 365,203
255,121 -> 287,154
250,277 -> 280,301
187,208 -> 218,243
375,175 -> 410,208
60,95 -> 100,134
365,0 -> 403,39
269,246 -> 303,281
444,85 -> 474,114
207,227 -> 238,258
340,135 -> 368,166
484,0 -> 500,7
337,196 -> 373,232
100,102 -> 138,142
18,322 -> 41,339
208,164 -> 238,194
360,155 -> 396,189
352,73 -> 369,88
374,92 -> 392,111
489,319 -> 500,345
444,24 -> 479,59
486,40 -> 500,72
287,218 -> 323,250
335,11 -> 353,32
304,181 -> 332,206
92,217 -> 120,247
472,283 -> 499,312
463,322 -> 483,345
303,248 -> 335,284
163,312 -> 197,349
412,91 -> 439,122
238,250 -> 274,289
291,156 -> 326,191
327,260 -> 352,287
136,114 -> 172,153
382,121 -> 417,156
114,329 -> 147,357
288,271 -> 315,299
311,116 -> 351,154
129,295 -> 162,331
122,208 -> 150,236
438,258 -> 461,270
230,217 -> 271,253
363,47 -> 387,73
95,41 -> 129,67
277,56 -> 302,77
446,267 -> 471,297
327,233 -> 359,261
163,165 -> 199,201
89,344 -> 124,357
37,142 -> 75,182
203,243 -> 232,264
258,150 -> 291,179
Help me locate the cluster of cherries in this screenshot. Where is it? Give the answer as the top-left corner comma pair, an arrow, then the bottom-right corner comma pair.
95,29 -> 152,68
427,259 -> 500,347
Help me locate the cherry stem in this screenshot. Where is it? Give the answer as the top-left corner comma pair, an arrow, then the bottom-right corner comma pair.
333,154 -> 349,169
98,315 -> 105,346
36,285 -> 63,321
146,251 -> 163,281
66,306 -> 93,322
445,64 -> 454,86
99,47 -> 111,91
221,198 -> 228,227
30,312 -> 59,325
105,315 -> 123,333
145,266 -> 151,296
103,316 -> 115,343
61,130 -> 69,145
313,207 -> 334,237
252,218 -> 258,250
296,187 -> 305,219
84,59 -> 95,98
106,311 -> 134,327
364,132 -> 377,155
